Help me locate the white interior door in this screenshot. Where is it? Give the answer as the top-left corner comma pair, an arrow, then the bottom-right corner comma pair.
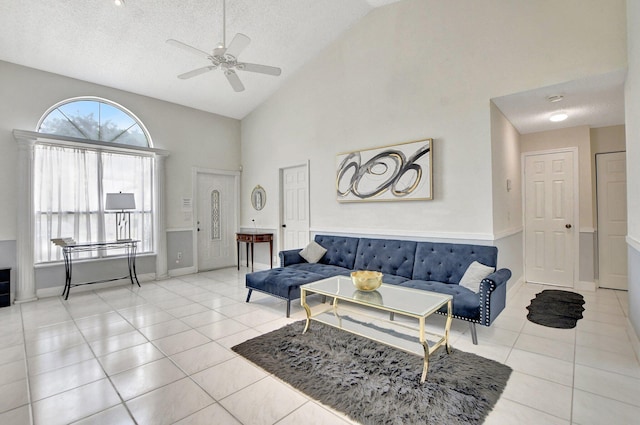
196,172 -> 238,271
280,164 -> 309,250
524,151 -> 576,287
597,152 -> 627,290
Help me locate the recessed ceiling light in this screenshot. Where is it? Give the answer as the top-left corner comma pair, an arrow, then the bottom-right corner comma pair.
114,0 -> 124,6
547,95 -> 564,103
549,112 -> 568,122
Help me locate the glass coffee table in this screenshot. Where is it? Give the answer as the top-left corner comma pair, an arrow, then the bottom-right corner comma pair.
300,275 -> 453,383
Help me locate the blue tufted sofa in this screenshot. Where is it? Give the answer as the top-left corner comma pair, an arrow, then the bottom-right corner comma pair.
245,235 -> 511,344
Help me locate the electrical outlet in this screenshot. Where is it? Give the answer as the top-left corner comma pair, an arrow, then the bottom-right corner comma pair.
177,252 -> 183,260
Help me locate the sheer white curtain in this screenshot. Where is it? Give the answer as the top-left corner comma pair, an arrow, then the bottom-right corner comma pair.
102,151 -> 154,254
34,144 -> 153,263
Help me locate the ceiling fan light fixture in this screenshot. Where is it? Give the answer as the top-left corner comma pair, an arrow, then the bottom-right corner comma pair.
167,0 -> 281,92
549,112 -> 568,122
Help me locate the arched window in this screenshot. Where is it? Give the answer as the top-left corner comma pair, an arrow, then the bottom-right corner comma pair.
34,97 -> 155,263
38,97 -> 151,147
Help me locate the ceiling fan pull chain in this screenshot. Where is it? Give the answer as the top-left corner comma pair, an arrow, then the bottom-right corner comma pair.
222,0 -> 226,48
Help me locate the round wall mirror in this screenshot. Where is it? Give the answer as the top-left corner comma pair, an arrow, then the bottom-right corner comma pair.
251,185 -> 266,210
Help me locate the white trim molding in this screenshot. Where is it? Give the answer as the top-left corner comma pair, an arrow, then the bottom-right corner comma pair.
36,273 -> 155,299
14,138 -> 37,303
168,266 -> 197,277
310,227 -> 494,243
155,153 -> 169,280
575,280 -> 597,292
627,235 -> 640,252
13,130 -> 170,156
493,227 -> 523,240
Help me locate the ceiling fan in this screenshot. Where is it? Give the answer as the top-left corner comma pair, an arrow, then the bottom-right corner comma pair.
166,0 -> 281,92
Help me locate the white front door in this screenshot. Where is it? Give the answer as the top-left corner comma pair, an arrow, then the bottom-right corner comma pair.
597,152 -> 628,290
196,172 -> 238,271
524,150 -> 576,287
280,163 -> 309,250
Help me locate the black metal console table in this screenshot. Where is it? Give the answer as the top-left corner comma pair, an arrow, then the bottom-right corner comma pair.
61,240 -> 140,300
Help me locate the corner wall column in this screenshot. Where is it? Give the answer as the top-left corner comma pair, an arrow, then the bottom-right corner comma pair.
15,137 -> 37,303
155,153 -> 169,280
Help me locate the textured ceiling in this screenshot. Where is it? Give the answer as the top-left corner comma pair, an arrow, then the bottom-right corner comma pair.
0,0 -> 401,119
492,70 -> 626,135
0,1 -> 626,130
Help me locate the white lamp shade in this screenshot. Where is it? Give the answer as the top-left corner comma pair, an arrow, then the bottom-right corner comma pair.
105,193 -> 136,210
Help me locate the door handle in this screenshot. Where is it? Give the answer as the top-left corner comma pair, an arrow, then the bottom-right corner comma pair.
282,224 -> 287,228
565,224 -> 572,229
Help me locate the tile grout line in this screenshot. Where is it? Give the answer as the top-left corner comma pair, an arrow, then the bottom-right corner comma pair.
61,286 -> 141,425
96,276 -> 249,424
18,302 -> 36,425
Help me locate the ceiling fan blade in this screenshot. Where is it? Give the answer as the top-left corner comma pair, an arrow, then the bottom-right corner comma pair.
237,62 -> 282,76
166,39 -> 211,59
178,66 -> 216,79
224,33 -> 250,59
224,69 -> 245,92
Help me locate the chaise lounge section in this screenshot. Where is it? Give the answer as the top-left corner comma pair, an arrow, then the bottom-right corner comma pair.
245,235 -> 511,344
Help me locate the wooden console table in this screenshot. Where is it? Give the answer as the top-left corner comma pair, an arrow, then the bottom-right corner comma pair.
236,233 -> 273,272
60,240 -> 140,300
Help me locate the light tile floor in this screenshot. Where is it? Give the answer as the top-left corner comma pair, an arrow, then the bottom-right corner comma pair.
0,268 -> 639,424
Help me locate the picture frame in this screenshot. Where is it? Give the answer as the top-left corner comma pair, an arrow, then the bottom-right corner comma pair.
251,185 -> 266,210
336,138 -> 433,202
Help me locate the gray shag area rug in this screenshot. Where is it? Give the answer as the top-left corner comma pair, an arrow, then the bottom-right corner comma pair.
526,289 -> 585,329
232,321 -> 512,425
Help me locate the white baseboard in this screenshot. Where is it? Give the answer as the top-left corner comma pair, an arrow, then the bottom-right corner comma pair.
575,280 -> 597,291
36,273 -> 156,299
169,266 -> 197,277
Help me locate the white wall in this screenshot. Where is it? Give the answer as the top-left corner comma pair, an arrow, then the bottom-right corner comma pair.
490,101 -> 523,285
241,0 -> 626,250
625,0 -> 640,338
0,60 -> 241,286
490,102 -> 522,236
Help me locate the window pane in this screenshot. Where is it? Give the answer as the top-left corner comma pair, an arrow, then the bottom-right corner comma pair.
39,109 -> 86,139
35,98 -> 154,263
38,98 -> 150,147
34,145 -> 153,262
99,102 -> 136,143
110,123 -> 149,147
102,152 -> 154,252
57,100 -> 100,139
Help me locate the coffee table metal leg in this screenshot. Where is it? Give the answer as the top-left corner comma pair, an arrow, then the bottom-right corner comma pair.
301,290 -> 311,333
332,297 -> 343,327
419,317 -> 429,383
445,299 -> 453,354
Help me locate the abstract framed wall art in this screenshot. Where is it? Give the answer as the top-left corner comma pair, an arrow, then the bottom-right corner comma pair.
336,139 -> 433,202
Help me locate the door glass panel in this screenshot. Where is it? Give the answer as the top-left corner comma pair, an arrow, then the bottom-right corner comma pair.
211,190 -> 221,240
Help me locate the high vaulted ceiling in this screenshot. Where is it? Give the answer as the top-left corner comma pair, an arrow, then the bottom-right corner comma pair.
0,1 -> 627,131
0,0 -> 401,119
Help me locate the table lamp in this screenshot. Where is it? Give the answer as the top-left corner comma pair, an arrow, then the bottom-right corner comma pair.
105,192 -> 136,240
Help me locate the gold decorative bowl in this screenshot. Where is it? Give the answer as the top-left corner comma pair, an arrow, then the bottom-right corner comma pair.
351,271 -> 383,291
